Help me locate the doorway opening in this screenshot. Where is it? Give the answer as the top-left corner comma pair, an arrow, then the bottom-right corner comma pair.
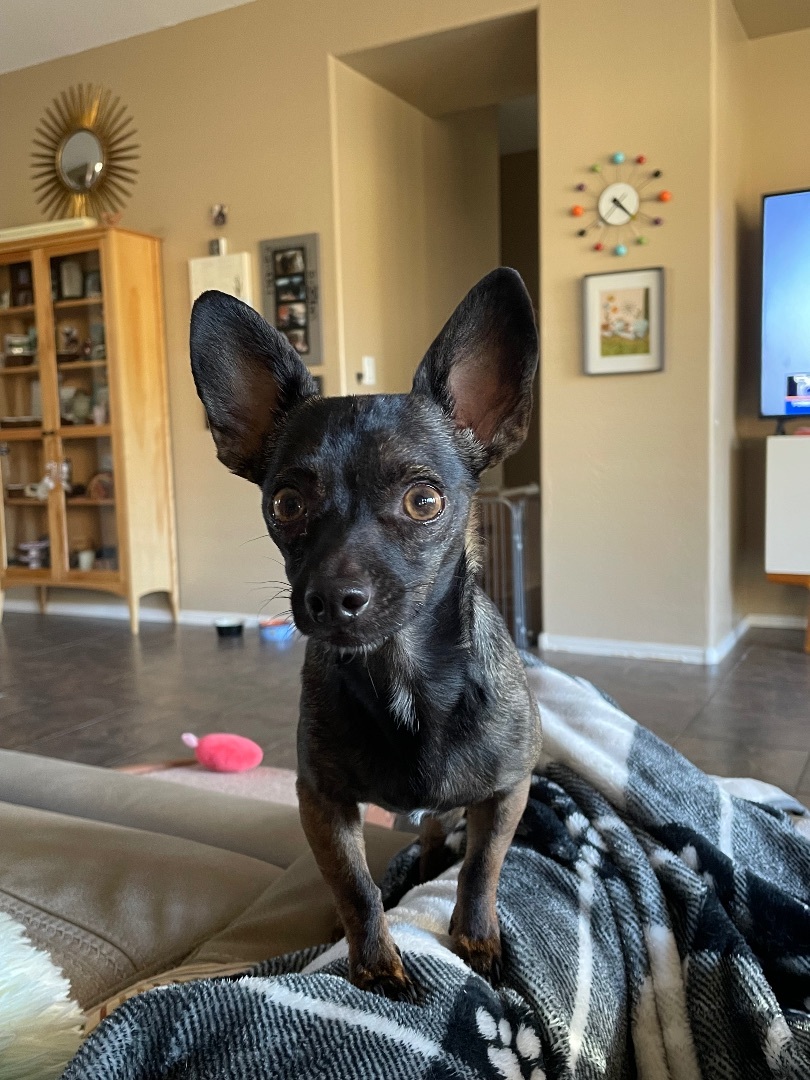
331,12 -> 541,638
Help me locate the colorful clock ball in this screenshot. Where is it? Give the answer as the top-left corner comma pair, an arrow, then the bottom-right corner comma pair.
594,242 -> 604,251
653,169 -> 662,178
611,152 -> 625,164
571,205 -> 585,217
653,216 -> 664,226
637,236 -> 649,245
614,244 -> 628,257
591,163 -> 602,173
577,229 -> 587,237
636,154 -> 647,164
658,190 -> 672,202
576,183 -> 586,191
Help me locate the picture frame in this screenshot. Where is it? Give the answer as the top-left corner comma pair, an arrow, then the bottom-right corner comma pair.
259,233 -> 322,367
582,267 -> 664,376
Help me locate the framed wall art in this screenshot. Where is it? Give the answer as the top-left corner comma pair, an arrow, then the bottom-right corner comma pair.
259,233 -> 322,366
583,266 -> 664,375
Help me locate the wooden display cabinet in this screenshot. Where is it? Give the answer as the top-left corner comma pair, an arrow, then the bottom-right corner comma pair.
0,226 -> 178,632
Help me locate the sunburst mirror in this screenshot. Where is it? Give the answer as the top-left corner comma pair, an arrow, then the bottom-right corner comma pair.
31,84 -> 139,220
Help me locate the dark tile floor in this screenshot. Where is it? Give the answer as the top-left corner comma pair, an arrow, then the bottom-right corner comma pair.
0,613 -> 807,803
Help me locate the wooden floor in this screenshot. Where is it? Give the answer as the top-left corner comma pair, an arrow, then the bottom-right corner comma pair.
0,612 -> 807,803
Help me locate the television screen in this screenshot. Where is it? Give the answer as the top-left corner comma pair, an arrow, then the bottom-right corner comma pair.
761,189 -> 810,418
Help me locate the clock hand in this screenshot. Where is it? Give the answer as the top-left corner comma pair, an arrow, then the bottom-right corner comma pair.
612,196 -> 634,219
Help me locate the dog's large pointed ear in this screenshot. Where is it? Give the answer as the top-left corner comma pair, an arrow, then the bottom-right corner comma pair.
190,291 -> 319,484
411,268 -> 538,471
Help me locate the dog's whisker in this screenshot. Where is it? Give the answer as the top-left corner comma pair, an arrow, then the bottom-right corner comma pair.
363,654 -> 379,699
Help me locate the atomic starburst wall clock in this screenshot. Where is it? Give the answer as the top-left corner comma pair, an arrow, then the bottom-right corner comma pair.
570,152 -> 672,256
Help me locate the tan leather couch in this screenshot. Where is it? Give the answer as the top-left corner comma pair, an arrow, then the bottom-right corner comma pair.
0,749 -> 411,1010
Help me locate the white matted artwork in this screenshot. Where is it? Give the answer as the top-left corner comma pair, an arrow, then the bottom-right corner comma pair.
188,252 -> 253,309
583,267 -> 664,375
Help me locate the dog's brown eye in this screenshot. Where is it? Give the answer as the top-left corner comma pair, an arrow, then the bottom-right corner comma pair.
272,487 -> 306,523
403,484 -> 444,522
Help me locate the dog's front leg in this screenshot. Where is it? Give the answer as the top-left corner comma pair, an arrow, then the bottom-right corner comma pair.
297,779 -> 419,1002
450,774 -> 531,984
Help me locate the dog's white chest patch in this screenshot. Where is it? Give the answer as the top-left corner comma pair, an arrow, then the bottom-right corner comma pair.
389,676 -> 417,730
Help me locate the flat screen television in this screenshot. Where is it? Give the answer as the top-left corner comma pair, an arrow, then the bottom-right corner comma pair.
761,188 -> 810,418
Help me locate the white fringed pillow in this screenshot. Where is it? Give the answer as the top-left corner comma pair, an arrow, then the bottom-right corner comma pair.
0,912 -> 83,1080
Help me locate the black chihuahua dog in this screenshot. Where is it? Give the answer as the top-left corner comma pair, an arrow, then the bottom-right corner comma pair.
191,268 -> 541,1002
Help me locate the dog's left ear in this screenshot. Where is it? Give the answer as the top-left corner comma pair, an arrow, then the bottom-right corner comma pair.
411,268 -> 538,471
190,291 -> 319,484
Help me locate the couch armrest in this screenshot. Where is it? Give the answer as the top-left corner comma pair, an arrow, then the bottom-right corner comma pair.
0,749 -> 308,867
0,799 -> 282,1008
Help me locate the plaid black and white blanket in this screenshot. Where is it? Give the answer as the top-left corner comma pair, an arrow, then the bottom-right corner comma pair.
63,658 -> 810,1079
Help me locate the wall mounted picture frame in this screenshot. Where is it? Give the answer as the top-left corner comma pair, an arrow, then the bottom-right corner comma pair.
259,233 -> 322,367
583,267 -> 664,375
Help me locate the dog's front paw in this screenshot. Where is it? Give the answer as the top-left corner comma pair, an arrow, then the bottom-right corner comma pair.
451,931 -> 503,986
351,949 -> 422,1004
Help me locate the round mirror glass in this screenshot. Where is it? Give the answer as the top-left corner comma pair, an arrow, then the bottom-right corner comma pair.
59,130 -> 104,191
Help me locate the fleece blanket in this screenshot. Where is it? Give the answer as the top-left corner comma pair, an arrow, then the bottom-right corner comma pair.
62,658 -> 810,1079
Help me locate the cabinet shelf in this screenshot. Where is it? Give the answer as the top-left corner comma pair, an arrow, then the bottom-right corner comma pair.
0,304 -> 36,316
58,424 -> 112,438
0,364 -> 39,376
0,425 -> 43,440
66,497 -> 115,506
56,359 -> 107,371
4,498 -> 48,507
53,296 -> 103,310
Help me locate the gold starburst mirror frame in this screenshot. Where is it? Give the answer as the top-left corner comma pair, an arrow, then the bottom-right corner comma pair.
31,84 -> 139,220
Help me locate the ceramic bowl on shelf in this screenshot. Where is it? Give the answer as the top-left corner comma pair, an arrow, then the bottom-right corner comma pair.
0,416 -> 39,428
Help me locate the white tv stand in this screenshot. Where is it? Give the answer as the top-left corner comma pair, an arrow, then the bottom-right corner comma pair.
765,435 -> 810,652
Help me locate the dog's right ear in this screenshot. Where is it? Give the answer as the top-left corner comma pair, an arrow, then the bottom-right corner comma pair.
190,291 -> 319,484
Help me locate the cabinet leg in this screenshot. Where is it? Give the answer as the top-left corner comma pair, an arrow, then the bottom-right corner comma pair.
0,589 -> 4,622
804,591 -> 810,655
169,588 -> 180,625
128,595 -> 140,636
38,586 -> 48,615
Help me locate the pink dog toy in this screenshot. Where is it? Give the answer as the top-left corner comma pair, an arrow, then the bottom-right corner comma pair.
181,732 -> 263,773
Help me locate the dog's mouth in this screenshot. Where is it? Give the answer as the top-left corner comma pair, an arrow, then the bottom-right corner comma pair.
304,624 -> 390,654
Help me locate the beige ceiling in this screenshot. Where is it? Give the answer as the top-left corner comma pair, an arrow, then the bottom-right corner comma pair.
732,0 -> 810,38
340,11 -> 537,119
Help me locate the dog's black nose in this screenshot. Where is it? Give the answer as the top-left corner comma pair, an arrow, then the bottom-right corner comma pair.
305,582 -> 371,624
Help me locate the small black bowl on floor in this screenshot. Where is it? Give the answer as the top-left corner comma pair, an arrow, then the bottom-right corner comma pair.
214,618 -> 244,639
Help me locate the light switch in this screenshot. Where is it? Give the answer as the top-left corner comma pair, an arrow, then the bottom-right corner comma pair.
361,355 -> 376,386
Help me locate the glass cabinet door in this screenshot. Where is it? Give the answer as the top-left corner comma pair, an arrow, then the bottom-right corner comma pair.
0,256 -> 54,578
58,432 -> 118,577
50,248 -> 109,433
49,248 -> 117,578
0,436 -> 55,577
0,259 -> 42,432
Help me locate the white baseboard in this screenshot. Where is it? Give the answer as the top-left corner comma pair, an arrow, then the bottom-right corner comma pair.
704,619 -> 749,665
539,611 -> 807,665
743,612 -> 808,631
538,633 -> 707,664
539,619 -> 750,666
2,597 -> 265,628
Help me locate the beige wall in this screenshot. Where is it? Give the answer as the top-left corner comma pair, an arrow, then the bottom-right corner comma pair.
708,0 -> 748,646
332,60 -> 500,396
539,0 -> 716,649
331,60 -> 428,395
422,107 -> 501,347
0,0 -> 800,646
734,26 -> 810,620
0,0 -> 519,617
